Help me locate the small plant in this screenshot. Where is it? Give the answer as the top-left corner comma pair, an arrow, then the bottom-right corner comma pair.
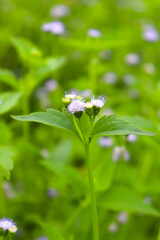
12,91 -> 155,240
0,217 -> 17,240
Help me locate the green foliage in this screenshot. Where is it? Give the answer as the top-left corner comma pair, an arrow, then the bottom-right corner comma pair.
91,115 -> 155,138
0,69 -> 17,89
12,109 -> 79,136
0,92 -> 21,115
98,185 -> 159,216
0,146 -> 14,180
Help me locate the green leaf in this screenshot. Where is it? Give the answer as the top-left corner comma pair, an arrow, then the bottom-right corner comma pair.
0,92 -> 21,115
0,146 -> 14,180
98,185 -> 159,216
0,69 -> 18,89
12,37 -> 42,64
94,158 -> 115,192
12,109 -> 78,136
91,115 -> 155,138
30,56 -> 66,92
38,221 -> 64,240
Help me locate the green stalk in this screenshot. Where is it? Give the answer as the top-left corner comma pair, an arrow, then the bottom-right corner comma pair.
22,95 -> 29,140
85,143 -> 99,240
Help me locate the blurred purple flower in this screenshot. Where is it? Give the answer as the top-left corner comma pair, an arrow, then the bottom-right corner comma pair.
142,24 -> 159,42
50,4 -> 70,18
42,21 -> 65,35
87,28 -> 101,38
103,72 -> 118,85
125,53 -> 140,66
99,137 -> 113,148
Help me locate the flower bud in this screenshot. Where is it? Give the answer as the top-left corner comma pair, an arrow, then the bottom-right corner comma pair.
85,102 -> 94,117
62,97 -> 71,107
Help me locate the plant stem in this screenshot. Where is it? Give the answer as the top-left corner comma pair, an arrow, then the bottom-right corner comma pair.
22,95 -> 29,140
85,143 -> 99,240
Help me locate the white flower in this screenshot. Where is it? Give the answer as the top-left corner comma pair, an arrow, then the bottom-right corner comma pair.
117,212 -> 128,224
123,150 -> 131,161
41,21 -> 65,35
108,222 -> 119,233
91,96 -> 105,108
65,91 -> 77,100
123,74 -> 135,86
87,29 -> 102,38
0,99 -> 2,105
9,226 -> 18,233
127,134 -> 138,142
142,24 -> 159,42
68,99 -> 86,114
50,4 -> 70,18
143,63 -> 156,75
125,53 -> 140,66
0,218 -> 17,232
103,72 -> 118,85
99,137 -> 113,148
45,79 -> 58,92
112,146 -> 122,162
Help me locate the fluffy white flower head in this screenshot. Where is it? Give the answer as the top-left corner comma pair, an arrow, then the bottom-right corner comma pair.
0,218 -> 17,232
91,96 -> 105,108
65,91 -> 76,100
68,99 -> 86,114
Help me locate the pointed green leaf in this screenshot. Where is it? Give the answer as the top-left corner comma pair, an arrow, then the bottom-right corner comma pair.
12,109 -> 78,136
11,37 -> 42,65
91,115 -> 155,137
0,69 -> 18,89
0,146 -> 14,180
0,92 -> 21,115
98,185 -> 159,216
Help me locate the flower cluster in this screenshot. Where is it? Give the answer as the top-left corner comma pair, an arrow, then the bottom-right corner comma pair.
0,218 -> 17,233
62,91 -> 105,118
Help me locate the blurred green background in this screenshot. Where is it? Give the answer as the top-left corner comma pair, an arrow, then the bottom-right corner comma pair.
1,0 -> 160,239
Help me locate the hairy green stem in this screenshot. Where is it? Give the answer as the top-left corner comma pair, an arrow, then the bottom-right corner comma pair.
85,144 -> 99,240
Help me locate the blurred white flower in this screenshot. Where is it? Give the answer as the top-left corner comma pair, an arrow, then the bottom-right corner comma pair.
108,222 -> 119,233
40,149 -> 49,158
143,63 -> 156,74
50,4 -> 70,18
2,181 -> 16,199
68,99 -> 86,114
0,218 -> 17,232
47,188 -> 59,198
99,137 -> 113,148
80,89 -> 92,98
99,49 -> 112,60
123,150 -> 130,161
87,29 -> 102,38
112,146 -> 130,162
42,21 -> 65,35
117,212 -> 128,224
103,72 -> 118,84
112,146 -> 122,162
45,79 -> 58,92
142,24 -> 159,42
127,134 -> 138,142
0,99 -> 2,105
123,74 -> 135,86
125,53 -> 140,66
143,196 -> 152,205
